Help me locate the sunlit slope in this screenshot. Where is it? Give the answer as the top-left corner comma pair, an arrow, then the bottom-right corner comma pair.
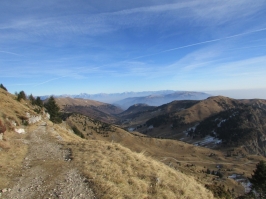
0,89 -> 214,199
66,113 -> 266,196
54,97 -> 123,123
68,139 -> 215,199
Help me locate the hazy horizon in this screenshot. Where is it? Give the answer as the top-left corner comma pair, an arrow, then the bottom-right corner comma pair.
37,88 -> 266,101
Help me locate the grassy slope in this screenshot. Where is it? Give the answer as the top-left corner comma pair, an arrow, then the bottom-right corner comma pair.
55,97 -> 104,107
67,113 -> 266,196
0,88 -> 33,188
55,97 -> 122,123
65,139 -> 214,199
0,89 -> 215,198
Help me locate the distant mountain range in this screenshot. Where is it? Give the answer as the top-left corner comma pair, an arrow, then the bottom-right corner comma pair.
41,90 -> 211,110
40,90 -> 177,103
114,91 -> 211,109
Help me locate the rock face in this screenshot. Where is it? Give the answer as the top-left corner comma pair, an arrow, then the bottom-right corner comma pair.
15,128 -> 26,134
28,115 -> 42,124
244,132 -> 266,156
26,112 -> 42,124
25,112 -> 50,125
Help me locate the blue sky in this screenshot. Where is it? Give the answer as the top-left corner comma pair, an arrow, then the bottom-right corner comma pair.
1,0 -> 266,98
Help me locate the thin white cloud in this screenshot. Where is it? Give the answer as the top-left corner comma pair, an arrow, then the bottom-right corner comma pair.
215,56 -> 266,74
227,45 -> 266,51
0,0 -> 264,40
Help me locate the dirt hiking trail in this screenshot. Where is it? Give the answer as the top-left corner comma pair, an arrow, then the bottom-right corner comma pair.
2,121 -> 95,199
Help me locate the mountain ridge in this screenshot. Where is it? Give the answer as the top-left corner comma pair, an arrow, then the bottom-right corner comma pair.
40,90 -> 177,103
114,91 -> 211,109
53,97 -> 123,123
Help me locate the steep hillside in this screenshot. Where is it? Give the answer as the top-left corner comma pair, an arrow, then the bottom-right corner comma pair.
124,96 -> 266,157
124,96 -> 239,137
114,91 -> 210,110
66,113 -> 266,197
55,97 -> 106,107
117,99 -> 199,128
53,97 -> 123,123
191,103 -> 266,156
118,103 -> 156,119
0,89 -> 217,199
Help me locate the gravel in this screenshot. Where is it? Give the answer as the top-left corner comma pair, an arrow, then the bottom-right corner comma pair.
3,122 -> 95,199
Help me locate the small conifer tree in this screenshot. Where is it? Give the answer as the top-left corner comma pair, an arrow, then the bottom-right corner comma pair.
0,83 -> 7,91
29,94 -> 35,105
44,96 -> 62,123
249,160 -> 266,198
17,91 -> 27,101
35,97 -> 43,107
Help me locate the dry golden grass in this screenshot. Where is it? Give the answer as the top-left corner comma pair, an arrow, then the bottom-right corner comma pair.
67,113 -> 266,197
0,89 -> 39,189
0,89 -> 213,198
0,88 -> 38,127
69,140 -> 214,199
47,119 -> 216,198
54,97 -> 106,109
173,96 -> 236,124
0,130 -> 28,188
1,89 -> 265,198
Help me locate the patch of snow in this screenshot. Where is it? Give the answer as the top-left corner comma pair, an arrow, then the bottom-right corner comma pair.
228,174 -> 237,179
186,123 -> 199,133
195,135 -> 222,146
148,125 -> 153,129
215,140 -> 222,144
217,119 -> 226,127
228,174 -> 251,193
242,180 -> 251,193
128,128 -> 135,132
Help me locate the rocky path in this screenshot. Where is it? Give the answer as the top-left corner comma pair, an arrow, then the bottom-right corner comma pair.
2,122 -> 95,199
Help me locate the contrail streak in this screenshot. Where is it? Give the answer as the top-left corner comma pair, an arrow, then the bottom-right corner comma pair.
130,27 -> 266,60
32,67 -> 90,87
0,51 -> 21,56
12,28 -> 266,87
33,76 -> 67,87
